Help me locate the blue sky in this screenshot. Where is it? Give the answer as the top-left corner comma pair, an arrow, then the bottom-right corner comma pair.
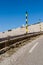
0,0 -> 43,32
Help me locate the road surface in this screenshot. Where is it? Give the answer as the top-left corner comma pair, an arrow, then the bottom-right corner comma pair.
0,35 -> 43,65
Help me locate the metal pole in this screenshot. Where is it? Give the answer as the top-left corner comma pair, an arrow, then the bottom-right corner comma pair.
26,11 -> 28,34
39,19 -> 41,32
40,23 -> 41,32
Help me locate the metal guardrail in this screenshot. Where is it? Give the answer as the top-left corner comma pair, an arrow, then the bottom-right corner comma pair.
0,31 -> 43,54
0,31 -> 42,42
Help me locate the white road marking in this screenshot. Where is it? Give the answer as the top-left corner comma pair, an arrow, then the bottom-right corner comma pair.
29,42 -> 39,53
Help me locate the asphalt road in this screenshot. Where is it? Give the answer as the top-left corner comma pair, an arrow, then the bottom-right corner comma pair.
14,35 -> 43,65
0,35 -> 43,65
